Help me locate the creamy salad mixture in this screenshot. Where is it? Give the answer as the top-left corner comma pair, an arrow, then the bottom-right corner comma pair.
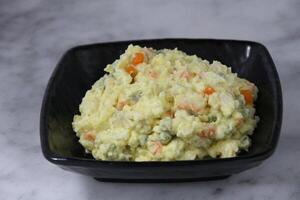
72,45 -> 259,161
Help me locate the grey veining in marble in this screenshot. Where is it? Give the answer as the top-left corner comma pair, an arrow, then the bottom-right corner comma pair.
0,0 -> 299,199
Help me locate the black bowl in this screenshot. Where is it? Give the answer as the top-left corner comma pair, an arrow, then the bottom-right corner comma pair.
40,39 -> 282,182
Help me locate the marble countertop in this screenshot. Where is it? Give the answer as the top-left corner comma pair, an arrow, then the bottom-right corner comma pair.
1,0 -> 299,199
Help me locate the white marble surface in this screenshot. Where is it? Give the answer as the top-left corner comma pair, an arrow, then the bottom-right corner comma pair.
0,0 -> 299,199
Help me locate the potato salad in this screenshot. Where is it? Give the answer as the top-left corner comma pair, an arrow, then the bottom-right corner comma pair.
72,45 -> 259,161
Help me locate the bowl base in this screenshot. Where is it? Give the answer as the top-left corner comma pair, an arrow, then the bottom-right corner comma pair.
94,175 -> 231,183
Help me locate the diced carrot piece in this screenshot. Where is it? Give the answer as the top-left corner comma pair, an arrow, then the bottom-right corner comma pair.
198,72 -> 204,78
190,104 -> 202,113
152,141 -> 162,155
84,132 -> 96,141
240,89 -> 253,105
180,71 -> 190,79
177,103 -> 189,110
132,52 -> 144,65
203,86 -> 215,95
125,65 -> 136,76
165,110 -> 175,118
148,71 -> 158,79
235,117 -> 244,126
198,127 -> 215,138
116,100 -> 127,110
177,103 -> 202,113
180,71 -> 196,80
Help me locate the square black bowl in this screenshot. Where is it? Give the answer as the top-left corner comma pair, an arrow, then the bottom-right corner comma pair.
40,39 -> 282,182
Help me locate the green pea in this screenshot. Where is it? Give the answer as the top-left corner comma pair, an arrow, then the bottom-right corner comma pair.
105,144 -> 118,160
208,115 -> 217,123
159,131 -> 172,145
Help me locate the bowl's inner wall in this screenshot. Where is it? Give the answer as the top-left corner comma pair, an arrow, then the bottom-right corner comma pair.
44,40 -> 278,158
